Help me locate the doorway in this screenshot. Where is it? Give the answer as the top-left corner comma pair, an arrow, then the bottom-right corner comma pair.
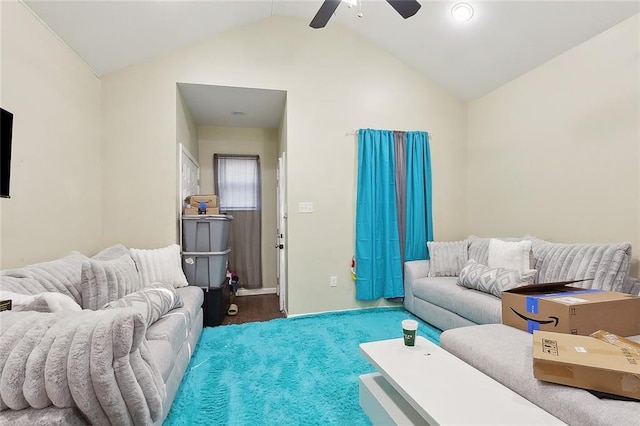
177,83 -> 288,316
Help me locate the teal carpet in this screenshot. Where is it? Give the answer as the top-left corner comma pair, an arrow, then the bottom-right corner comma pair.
164,307 -> 441,426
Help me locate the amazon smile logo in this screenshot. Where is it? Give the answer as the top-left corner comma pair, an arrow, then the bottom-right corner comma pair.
510,308 -> 559,327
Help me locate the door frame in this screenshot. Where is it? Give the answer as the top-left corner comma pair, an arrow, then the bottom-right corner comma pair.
276,152 -> 288,315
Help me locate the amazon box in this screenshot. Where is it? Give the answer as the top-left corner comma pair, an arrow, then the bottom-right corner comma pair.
184,207 -> 220,215
502,281 -> 640,336
533,330 -> 640,400
185,194 -> 218,208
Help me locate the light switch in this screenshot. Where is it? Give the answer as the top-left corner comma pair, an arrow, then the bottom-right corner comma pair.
298,202 -> 313,213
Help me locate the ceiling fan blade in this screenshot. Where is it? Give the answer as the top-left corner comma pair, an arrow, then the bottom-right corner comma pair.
386,0 -> 421,19
310,0 -> 341,29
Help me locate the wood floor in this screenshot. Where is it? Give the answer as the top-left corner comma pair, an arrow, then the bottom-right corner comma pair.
220,293 -> 286,325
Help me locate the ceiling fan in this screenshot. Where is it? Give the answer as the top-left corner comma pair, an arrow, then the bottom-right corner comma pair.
310,0 -> 422,29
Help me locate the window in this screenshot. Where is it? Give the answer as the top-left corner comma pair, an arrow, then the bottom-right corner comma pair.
214,154 -> 261,211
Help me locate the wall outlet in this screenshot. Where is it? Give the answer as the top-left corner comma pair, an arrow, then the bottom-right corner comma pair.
298,202 -> 313,213
330,276 -> 337,287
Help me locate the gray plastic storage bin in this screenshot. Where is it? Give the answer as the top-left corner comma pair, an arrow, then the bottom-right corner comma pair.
182,215 -> 233,253
182,249 -> 231,289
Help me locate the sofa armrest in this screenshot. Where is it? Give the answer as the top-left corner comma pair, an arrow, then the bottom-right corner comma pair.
403,260 -> 430,312
404,260 -> 430,282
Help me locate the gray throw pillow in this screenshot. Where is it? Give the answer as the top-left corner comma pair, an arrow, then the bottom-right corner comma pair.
427,240 -> 469,277
102,282 -> 183,326
92,244 -> 130,261
457,259 -> 537,298
80,255 -> 143,310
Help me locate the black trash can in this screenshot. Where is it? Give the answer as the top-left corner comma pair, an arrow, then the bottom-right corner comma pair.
202,279 -> 231,327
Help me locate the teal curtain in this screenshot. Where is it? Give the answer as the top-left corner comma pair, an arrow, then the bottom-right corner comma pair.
355,129 -> 404,300
404,131 -> 433,261
355,129 -> 433,300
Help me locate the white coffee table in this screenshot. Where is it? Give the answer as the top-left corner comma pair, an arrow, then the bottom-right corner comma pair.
359,337 -> 566,425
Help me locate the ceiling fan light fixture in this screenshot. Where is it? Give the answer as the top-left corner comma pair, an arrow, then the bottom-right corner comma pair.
451,3 -> 474,22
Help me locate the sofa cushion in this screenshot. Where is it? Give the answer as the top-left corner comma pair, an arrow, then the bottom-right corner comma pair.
441,324 -> 640,426
411,276 -> 502,324
0,252 -> 87,304
457,259 -> 536,298
80,254 -> 142,310
146,310 -> 190,356
526,236 -> 632,291
145,339 -> 175,382
130,244 -> 189,288
488,238 -> 532,272
174,286 -> 205,328
426,240 -> 469,277
145,287 -> 203,355
103,282 -> 183,327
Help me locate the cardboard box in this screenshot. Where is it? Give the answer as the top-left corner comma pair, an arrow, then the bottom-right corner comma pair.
502,281 -> 640,336
185,194 -> 218,208
533,330 -> 640,400
184,207 -> 220,215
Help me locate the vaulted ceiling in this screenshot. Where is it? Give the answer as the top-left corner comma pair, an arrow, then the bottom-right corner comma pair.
25,1 -> 639,101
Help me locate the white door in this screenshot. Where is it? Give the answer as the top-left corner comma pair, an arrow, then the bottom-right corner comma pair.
276,152 -> 287,314
178,144 -> 200,242
180,144 -> 200,204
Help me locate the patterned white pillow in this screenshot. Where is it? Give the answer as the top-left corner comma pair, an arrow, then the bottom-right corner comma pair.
457,259 -> 537,298
102,282 -> 183,326
130,244 -> 189,288
427,240 -> 469,277
488,238 -> 532,272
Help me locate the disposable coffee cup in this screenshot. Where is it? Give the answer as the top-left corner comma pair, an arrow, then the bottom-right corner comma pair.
402,319 -> 418,347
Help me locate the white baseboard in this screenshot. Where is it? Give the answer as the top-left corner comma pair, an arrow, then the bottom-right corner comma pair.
287,305 -> 400,318
236,287 -> 277,296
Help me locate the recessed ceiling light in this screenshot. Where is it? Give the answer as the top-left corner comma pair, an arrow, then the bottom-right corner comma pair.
451,3 -> 474,22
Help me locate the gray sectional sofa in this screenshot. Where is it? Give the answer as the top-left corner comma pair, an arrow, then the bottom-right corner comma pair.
404,236 -> 640,425
404,236 -> 639,331
0,244 -> 203,425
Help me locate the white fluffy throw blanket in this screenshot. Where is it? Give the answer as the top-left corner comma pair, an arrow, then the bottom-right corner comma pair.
0,309 -> 165,425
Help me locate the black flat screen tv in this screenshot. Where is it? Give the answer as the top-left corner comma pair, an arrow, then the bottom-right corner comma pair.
1,108 -> 13,198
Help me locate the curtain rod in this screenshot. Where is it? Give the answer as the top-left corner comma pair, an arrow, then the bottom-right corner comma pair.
345,129 -> 433,138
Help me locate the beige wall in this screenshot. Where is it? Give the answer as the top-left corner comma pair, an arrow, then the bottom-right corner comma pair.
0,1 -> 102,268
468,15 -> 640,276
100,61 -> 178,250
100,16 -> 467,314
176,88 -> 199,160
198,126 -> 278,288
